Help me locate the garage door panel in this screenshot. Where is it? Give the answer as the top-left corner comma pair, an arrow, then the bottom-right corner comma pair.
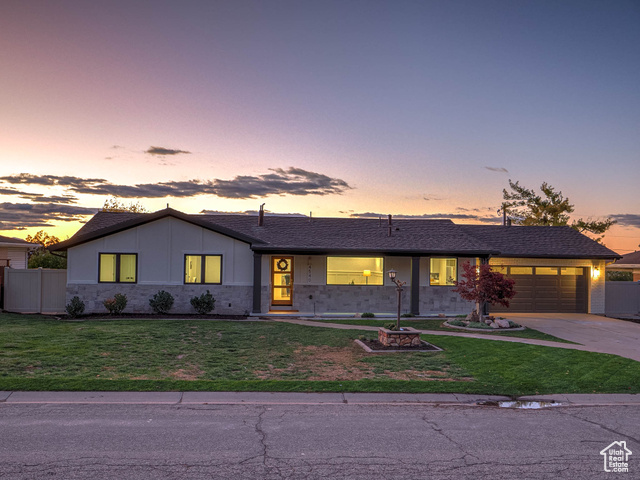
491,269 -> 587,313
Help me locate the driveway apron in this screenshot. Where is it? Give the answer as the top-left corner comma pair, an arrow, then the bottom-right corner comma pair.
504,313 -> 640,362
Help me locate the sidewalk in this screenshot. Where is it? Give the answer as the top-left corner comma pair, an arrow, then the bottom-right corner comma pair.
2,391 -> 640,406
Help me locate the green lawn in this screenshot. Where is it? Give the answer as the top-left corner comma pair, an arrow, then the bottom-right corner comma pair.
311,318 -> 575,343
1,313 -> 638,396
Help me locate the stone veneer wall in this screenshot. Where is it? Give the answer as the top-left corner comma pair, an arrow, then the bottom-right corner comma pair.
67,284 -> 253,315
419,286 -> 474,315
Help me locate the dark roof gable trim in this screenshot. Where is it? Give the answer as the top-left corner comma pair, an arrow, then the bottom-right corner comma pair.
50,208 -> 265,252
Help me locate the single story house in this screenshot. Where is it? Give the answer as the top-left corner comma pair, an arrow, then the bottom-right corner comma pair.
606,250 -> 640,281
50,208 -> 620,316
0,235 -> 33,270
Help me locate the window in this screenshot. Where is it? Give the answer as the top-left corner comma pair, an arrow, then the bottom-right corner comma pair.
430,258 -> 457,286
185,255 -> 222,284
561,267 -> 584,276
536,267 -> 558,275
99,253 -> 137,283
510,266 -> 533,275
326,257 -> 383,285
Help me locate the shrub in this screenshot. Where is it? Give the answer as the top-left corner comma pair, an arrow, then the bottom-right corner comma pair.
447,319 -> 466,327
361,312 -> 375,318
149,290 -> 174,314
401,313 -> 415,318
65,296 -> 85,318
103,293 -> 127,315
383,322 -> 398,330
467,321 -> 492,329
508,320 -> 521,328
190,290 -> 216,315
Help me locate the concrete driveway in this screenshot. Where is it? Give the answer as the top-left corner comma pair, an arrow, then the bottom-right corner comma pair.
505,313 -> 640,362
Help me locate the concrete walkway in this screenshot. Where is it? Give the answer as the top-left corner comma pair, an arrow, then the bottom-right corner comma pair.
2,390 -> 640,406
271,317 -> 640,362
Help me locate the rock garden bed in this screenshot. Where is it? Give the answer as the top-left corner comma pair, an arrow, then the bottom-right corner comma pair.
444,316 -> 524,332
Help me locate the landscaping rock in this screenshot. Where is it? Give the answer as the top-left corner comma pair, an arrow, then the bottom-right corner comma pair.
490,322 -> 500,328
496,319 -> 511,328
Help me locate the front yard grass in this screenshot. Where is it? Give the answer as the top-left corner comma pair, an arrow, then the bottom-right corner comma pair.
0,313 -> 637,396
313,318 -> 575,343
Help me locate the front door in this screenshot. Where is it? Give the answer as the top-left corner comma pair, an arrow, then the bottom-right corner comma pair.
271,256 -> 293,306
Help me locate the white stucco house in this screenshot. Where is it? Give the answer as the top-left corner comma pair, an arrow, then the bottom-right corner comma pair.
50,208 -> 620,316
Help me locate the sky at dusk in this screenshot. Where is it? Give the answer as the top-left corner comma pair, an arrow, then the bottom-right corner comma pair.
1,0 -> 639,253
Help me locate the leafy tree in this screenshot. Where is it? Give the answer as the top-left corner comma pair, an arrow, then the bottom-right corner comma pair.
606,271 -> 633,282
453,262 -> 516,319
502,180 -> 615,241
102,197 -> 148,213
25,230 -> 60,248
25,230 -> 67,269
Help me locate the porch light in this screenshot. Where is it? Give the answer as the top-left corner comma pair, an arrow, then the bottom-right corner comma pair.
591,266 -> 601,280
388,269 -> 397,281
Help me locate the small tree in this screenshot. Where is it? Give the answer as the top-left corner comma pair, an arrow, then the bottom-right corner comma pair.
25,230 -> 67,269
453,262 -> 516,320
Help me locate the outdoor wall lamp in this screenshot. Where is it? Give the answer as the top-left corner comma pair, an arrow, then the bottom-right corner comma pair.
591,266 -> 601,280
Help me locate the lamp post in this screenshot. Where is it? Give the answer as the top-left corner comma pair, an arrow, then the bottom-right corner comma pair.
388,269 -> 406,330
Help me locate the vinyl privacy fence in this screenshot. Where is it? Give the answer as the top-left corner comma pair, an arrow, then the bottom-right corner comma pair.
605,282 -> 640,317
3,268 -> 67,314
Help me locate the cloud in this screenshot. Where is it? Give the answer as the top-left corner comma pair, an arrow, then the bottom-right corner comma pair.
610,214 -> 640,228
145,146 -> 191,156
0,173 -> 106,188
18,193 -> 78,204
422,194 -> 442,201
349,212 -> 501,224
0,168 -> 352,200
484,166 -> 509,173
0,203 -> 97,230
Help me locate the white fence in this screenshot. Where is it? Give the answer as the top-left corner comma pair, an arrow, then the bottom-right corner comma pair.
3,268 -> 67,314
605,282 -> 640,317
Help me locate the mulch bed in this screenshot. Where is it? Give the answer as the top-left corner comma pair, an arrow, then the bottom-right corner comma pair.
359,339 -> 441,351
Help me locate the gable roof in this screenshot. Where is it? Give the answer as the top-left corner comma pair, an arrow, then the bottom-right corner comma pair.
49,208 -> 265,252
49,208 -> 621,260
460,225 -> 620,259
612,250 -> 640,265
0,235 -> 34,248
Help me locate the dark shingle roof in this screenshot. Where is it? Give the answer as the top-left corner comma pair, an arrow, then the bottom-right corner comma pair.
0,235 -> 32,246
50,208 -> 621,259
460,225 -> 619,259
611,250 -> 640,265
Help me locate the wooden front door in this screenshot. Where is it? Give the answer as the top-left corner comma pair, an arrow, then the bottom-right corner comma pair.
271,257 -> 293,306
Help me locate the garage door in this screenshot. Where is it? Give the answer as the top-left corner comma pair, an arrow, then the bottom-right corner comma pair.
491,266 -> 588,313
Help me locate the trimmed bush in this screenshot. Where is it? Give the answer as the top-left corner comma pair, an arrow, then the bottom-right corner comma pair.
383,322 -> 398,330
447,319 -> 466,327
103,293 -> 127,315
65,296 -> 85,318
508,320 -> 521,328
190,290 -> 216,315
149,290 -> 174,314
401,313 -> 415,318
467,321 -> 492,329
361,312 -> 375,318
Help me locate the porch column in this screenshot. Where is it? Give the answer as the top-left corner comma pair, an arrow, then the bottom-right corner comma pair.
252,252 -> 262,314
411,256 -> 420,316
481,256 -> 490,315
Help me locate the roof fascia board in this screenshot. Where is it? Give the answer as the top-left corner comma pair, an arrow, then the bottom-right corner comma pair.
251,246 -> 499,256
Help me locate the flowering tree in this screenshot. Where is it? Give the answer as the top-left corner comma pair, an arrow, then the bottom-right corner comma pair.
453,262 -> 516,319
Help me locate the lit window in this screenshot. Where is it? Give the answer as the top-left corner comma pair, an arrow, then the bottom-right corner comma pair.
561,267 -> 584,276
430,258 -> 457,286
510,267 -> 533,275
99,253 -> 137,283
326,257 -> 383,285
185,255 -> 222,284
536,267 -> 558,275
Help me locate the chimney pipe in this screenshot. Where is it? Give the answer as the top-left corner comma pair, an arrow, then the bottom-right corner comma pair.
388,214 -> 392,225
258,203 -> 265,226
